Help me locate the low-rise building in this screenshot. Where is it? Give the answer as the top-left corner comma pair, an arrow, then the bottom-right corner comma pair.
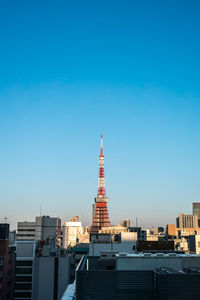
188,235 -> 200,254
99,225 -> 127,234
128,227 -> 147,241
166,224 -> 176,236
89,240 -> 137,256
71,252 -> 200,300
174,237 -> 189,252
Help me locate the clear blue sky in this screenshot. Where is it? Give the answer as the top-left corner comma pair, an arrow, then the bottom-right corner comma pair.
0,0 -> 200,229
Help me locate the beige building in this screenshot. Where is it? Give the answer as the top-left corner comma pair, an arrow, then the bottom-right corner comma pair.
63,217 -> 83,248
99,225 -> 128,235
177,213 -> 198,229
194,235 -> 200,255
78,232 -> 90,243
174,237 -> 189,252
166,224 -> 176,236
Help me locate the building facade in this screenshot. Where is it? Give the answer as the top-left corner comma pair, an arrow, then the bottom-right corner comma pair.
17,216 -> 61,247
193,202 -> 200,226
14,241 -> 36,300
176,213 -> 198,229
0,224 -> 16,300
73,253 -> 200,300
32,248 -> 71,300
63,220 -> 83,248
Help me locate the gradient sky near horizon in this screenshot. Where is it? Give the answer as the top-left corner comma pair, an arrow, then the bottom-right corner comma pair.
1,0 -> 200,229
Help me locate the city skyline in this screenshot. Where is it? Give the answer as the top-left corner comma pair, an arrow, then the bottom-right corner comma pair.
1,1 -> 200,229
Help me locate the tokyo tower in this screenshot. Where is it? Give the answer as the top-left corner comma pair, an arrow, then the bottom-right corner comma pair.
91,132 -> 111,232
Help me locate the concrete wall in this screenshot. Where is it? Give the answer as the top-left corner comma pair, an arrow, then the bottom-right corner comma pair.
58,256 -> 71,299
116,254 -> 200,271
33,257 -> 55,300
33,255 -> 70,300
16,241 -> 35,259
89,241 -> 136,256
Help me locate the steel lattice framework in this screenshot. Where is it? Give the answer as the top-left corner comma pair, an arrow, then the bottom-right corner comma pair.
91,132 -> 111,232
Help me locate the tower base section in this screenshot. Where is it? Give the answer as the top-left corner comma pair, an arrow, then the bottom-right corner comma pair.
91,202 -> 111,232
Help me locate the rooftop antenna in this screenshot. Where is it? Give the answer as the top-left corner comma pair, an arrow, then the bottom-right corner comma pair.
40,206 -> 42,217
136,217 -> 138,227
4,216 -> 8,224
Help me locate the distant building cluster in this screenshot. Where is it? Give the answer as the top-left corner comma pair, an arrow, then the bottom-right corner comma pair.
1,134 -> 200,299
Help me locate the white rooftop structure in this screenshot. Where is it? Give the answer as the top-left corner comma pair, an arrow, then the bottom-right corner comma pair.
116,253 -> 200,271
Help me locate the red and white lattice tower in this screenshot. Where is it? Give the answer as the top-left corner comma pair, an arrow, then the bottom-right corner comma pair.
91,132 -> 111,232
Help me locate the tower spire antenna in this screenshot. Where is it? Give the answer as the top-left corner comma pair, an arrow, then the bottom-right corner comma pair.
100,130 -> 103,156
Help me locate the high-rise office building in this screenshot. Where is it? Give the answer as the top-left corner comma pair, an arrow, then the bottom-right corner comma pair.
193,202 -> 200,227
91,133 -> 111,232
17,216 -> 61,246
176,213 -> 198,229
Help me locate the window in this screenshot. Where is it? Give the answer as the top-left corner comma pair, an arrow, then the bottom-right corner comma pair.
16,261 -> 32,267
15,283 -> 32,290
14,291 -> 32,298
15,276 -> 32,282
17,234 -> 35,237
16,268 -> 32,275
0,256 -> 3,266
18,229 -> 35,232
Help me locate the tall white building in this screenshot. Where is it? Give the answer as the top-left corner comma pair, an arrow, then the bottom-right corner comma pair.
63,218 -> 83,248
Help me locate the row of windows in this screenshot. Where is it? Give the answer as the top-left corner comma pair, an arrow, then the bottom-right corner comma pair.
18,229 -> 35,232
15,268 -> 32,275
15,276 -> 32,282
16,261 -> 33,267
14,291 -> 32,298
15,283 -> 32,290
17,234 -> 35,237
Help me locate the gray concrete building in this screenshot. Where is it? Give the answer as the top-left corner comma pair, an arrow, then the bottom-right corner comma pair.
65,252 -> 200,300
193,202 -> 200,226
32,247 -> 71,300
15,241 -> 72,300
14,241 -> 36,300
17,216 -> 61,247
